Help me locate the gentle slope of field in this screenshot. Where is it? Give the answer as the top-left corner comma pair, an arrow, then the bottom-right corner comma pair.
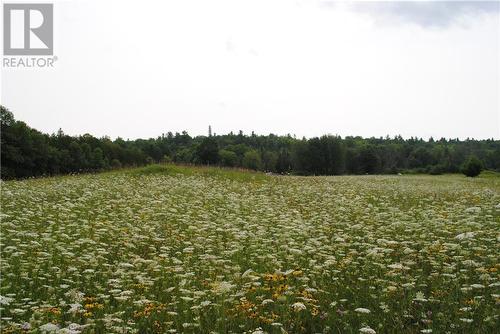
1,166 -> 499,333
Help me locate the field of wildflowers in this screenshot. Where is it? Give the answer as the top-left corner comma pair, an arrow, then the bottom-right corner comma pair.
1,166 -> 499,333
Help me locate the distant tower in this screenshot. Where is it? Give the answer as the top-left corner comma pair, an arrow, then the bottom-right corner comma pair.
208,125 -> 212,137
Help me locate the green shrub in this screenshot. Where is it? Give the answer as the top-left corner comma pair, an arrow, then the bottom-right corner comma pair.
461,156 -> 483,177
429,164 -> 446,175
110,159 -> 122,169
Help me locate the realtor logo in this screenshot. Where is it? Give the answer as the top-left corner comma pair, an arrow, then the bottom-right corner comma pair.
3,3 -> 53,55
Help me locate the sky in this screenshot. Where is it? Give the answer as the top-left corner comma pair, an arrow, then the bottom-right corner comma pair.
1,0 -> 499,140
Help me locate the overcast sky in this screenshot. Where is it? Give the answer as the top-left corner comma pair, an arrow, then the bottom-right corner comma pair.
1,0 -> 499,140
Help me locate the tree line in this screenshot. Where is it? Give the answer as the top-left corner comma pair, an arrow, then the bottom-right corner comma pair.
1,106 -> 499,179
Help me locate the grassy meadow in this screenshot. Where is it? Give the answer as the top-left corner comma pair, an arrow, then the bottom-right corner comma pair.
1,165 -> 499,333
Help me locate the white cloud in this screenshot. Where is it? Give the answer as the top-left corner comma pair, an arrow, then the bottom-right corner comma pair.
1,0 -> 498,139
326,0 -> 500,28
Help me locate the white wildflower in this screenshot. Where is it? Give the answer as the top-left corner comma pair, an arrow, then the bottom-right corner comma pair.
359,326 -> 376,334
355,307 -> 371,314
39,323 -> 60,333
292,302 -> 306,312
455,232 -> 475,240
414,291 -> 427,302
0,295 -> 14,305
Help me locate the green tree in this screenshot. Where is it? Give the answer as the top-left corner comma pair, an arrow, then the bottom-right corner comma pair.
69,141 -> 86,171
174,147 -> 194,163
90,147 -> 106,170
276,148 -> 291,174
242,150 -> 262,170
262,151 -> 278,171
291,140 -> 310,174
462,156 -> 483,177
358,145 -> 380,174
2,106 -> 500,179
196,137 -> 219,165
219,149 -> 238,167
1,105 -> 15,126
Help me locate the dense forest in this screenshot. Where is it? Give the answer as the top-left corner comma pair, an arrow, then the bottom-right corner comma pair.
1,105 -> 499,179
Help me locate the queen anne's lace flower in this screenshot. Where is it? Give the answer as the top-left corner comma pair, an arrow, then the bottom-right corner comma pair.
1,170 -> 497,332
